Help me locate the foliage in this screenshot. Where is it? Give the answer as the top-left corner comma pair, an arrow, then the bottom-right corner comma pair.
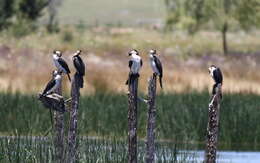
17,0 -> 49,21
0,0 -> 15,30
164,0 -> 260,54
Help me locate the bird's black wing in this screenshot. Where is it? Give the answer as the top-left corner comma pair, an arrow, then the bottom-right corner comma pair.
213,68 -> 223,84
129,60 -> 133,68
58,58 -> 70,73
140,59 -> 143,67
73,56 -> 85,76
153,56 -> 163,77
43,79 -> 56,95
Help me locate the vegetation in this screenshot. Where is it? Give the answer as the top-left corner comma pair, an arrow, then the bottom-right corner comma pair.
164,0 -> 260,55
0,0 -> 15,30
0,92 -> 260,150
0,136 -> 197,162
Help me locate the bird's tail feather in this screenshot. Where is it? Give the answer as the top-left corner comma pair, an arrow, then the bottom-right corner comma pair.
67,74 -> 71,82
79,75 -> 84,88
125,79 -> 129,85
159,76 -> 163,89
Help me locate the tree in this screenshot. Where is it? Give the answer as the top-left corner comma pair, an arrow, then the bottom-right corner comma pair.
18,0 -> 49,21
164,0 -> 260,55
0,0 -> 15,30
47,0 -> 62,33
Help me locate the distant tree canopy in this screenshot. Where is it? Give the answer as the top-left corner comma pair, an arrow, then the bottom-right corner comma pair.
0,0 -> 15,29
0,0 -> 63,34
18,0 -> 49,21
165,0 -> 260,55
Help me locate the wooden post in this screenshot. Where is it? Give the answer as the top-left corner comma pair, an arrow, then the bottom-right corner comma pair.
146,75 -> 157,163
205,83 -> 222,163
53,79 -> 65,163
67,73 -> 81,163
128,76 -> 139,163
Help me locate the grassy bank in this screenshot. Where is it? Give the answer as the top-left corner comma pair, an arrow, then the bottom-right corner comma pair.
1,28 -> 260,94
0,92 -> 260,150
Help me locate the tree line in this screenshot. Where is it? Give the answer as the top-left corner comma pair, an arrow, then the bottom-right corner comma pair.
164,0 -> 260,55
0,0 -> 61,33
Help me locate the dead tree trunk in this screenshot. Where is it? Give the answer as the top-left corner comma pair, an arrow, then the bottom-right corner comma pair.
53,79 -> 65,163
145,75 -> 157,163
222,22 -> 228,55
205,83 -> 222,163
67,73 -> 81,163
128,76 -> 139,163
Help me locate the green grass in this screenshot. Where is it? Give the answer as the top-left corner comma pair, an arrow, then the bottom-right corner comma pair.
55,0 -> 165,26
0,92 -> 260,150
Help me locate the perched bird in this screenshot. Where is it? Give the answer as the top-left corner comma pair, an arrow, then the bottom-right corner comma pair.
208,65 -> 223,98
149,49 -> 163,89
125,49 -> 143,85
42,70 -> 62,95
72,50 -> 85,88
53,50 -> 71,81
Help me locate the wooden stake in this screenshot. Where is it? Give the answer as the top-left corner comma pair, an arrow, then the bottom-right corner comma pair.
205,83 -> 222,163
53,78 -> 65,163
146,75 -> 157,163
128,75 -> 139,163
67,73 -> 81,163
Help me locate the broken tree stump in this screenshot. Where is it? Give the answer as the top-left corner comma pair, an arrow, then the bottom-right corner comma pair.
128,75 -> 139,163
205,83 -> 222,163
146,75 -> 157,163
67,73 -> 81,163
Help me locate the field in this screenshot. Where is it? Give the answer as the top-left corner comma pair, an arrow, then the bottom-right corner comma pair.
51,0 -> 165,26
0,28 -> 260,95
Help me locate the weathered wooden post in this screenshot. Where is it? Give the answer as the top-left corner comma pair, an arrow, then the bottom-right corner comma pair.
145,75 -> 157,163
53,79 -> 65,163
128,75 -> 139,163
67,73 -> 81,163
205,83 -> 222,163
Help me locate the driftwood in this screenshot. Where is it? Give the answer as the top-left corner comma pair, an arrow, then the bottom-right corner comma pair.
53,80 -> 65,163
127,75 -> 139,163
145,75 -> 157,163
205,83 -> 222,163
38,93 -> 65,112
67,73 -> 81,163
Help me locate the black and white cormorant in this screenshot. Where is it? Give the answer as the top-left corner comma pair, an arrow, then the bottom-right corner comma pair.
208,65 -> 223,98
125,49 -> 143,85
149,49 -> 163,89
53,50 -> 71,81
72,50 -> 85,88
42,70 -> 62,95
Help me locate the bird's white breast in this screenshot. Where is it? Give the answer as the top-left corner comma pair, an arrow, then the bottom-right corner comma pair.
130,55 -> 141,74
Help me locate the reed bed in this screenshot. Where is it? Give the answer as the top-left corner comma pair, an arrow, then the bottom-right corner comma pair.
0,136 -> 196,162
0,92 -> 260,150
